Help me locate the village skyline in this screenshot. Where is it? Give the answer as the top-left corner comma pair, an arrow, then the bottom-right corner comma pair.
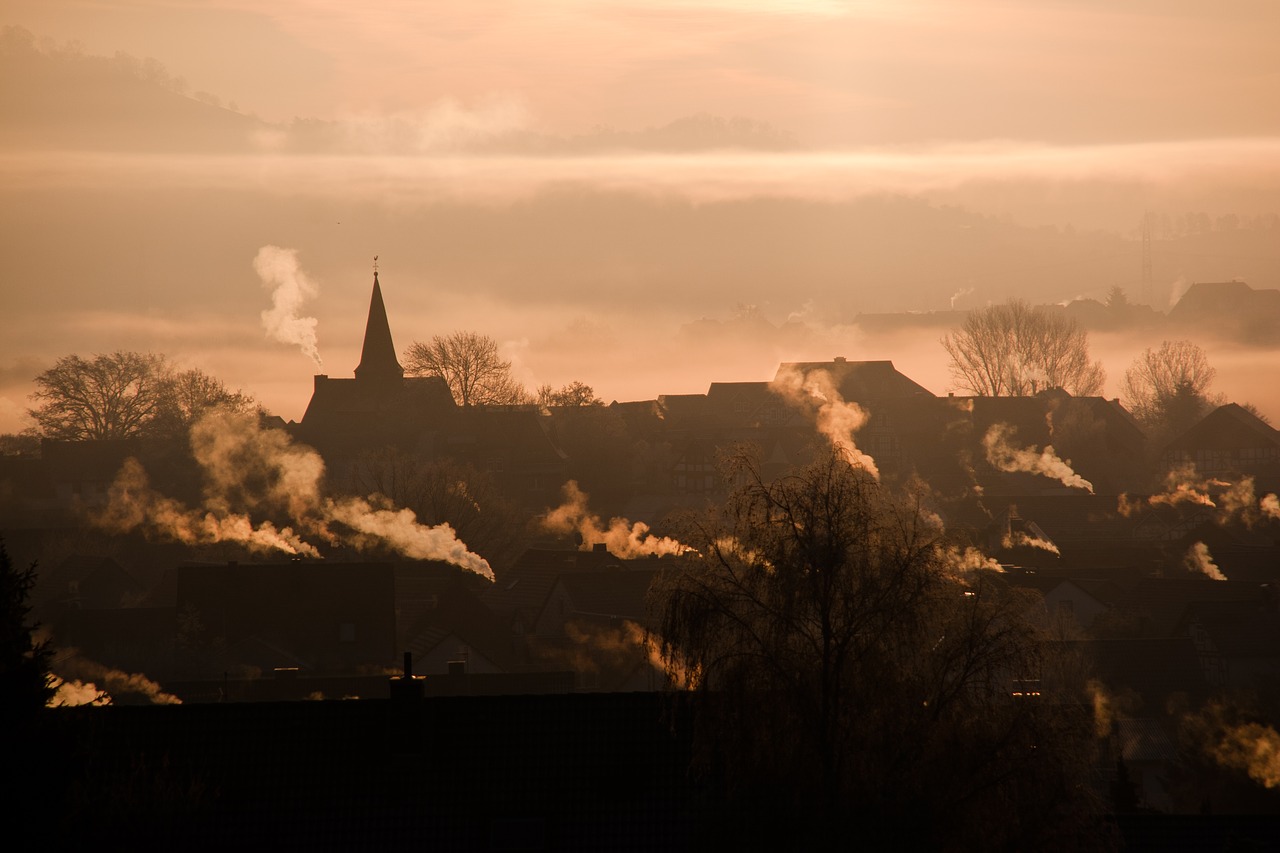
4,4 -> 1280,433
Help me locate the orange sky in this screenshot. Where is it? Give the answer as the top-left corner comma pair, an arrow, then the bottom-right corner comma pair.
2,1 -> 1279,430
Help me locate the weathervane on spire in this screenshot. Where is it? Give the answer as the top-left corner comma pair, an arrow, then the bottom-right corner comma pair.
373,254 -> 379,276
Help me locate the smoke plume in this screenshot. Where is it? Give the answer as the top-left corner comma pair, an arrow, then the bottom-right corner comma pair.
325,496 -> 493,580
541,480 -> 689,558
1184,541 -> 1227,581
98,411 -> 493,579
770,366 -> 879,478
1122,465 -> 1276,528
98,457 -> 320,556
982,423 -> 1093,493
1210,722 -> 1280,788
46,646 -> 182,706
1002,531 -> 1061,555
937,544 -> 1003,575
255,245 -> 323,366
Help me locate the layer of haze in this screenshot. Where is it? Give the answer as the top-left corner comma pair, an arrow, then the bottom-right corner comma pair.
2,3 -> 1279,431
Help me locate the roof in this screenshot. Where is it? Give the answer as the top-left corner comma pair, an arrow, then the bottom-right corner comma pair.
773,359 -> 935,402
1164,403 -> 1280,454
553,567 -> 661,626
482,547 -> 630,620
1116,718 -> 1179,764
353,272 -> 404,383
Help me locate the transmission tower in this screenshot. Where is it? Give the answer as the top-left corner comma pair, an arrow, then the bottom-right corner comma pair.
1141,212 -> 1153,305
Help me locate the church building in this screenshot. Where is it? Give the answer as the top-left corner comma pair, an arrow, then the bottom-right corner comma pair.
292,269 -> 568,505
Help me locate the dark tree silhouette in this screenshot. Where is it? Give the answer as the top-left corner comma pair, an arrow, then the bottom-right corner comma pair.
652,449 -> 1102,849
1122,339 -> 1219,436
0,537 -> 53,711
403,331 -> 529,406
942,299 -> 1104,396
28,352 -> 254,440
536,380 -> 603,408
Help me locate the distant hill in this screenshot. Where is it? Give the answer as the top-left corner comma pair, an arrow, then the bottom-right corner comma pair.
0,25 -> 266,153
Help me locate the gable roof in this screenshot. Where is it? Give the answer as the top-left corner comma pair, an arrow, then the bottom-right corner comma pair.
774,359 -> 935,402
1164,403 -> 1280,454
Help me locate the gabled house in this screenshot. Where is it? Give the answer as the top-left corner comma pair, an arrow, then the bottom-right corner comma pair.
1168,280 -> 1280,345
1162,403 -> 1280,484
395,562 -> 521,675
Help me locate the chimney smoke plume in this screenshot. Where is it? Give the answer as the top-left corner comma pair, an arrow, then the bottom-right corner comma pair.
255,245 -> 323,366
541,480 -> 689,558
982,423 -> 1093,493
770,366 -> 879,479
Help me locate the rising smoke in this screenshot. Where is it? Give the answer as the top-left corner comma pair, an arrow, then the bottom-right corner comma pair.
255,245 -> 323,367
1120,464 -> 1280,528
770,365 -> 879,478
982,423 -> 1093,493
48,650 -> 182,706
1002,530 -> 1061,556
97,410 -> 494,579
1184,541 -> 1228,581
541,480 -> 689,558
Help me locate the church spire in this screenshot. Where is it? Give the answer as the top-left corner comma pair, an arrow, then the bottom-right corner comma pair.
354,264 -> 405,383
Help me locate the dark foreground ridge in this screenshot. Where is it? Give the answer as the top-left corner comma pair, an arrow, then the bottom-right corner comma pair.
23,693 -> 694,852
19,691 -> 1280,852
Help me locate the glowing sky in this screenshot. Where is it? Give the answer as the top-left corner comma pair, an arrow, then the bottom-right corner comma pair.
2,1 -> 1279,429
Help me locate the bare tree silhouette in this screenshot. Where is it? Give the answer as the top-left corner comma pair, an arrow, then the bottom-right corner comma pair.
403,332 -> 529,406
942,300 -> 1104,396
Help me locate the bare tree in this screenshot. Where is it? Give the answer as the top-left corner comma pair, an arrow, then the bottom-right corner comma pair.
1122,340 -> 1219,434
403,331 -> 529,406
652,448 -> 1100,848
536,380 -> 603,408
28,353 -> 255,441
942,300 -> 1105,396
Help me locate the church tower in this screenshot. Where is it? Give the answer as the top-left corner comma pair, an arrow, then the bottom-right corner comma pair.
353,269 -> 405,383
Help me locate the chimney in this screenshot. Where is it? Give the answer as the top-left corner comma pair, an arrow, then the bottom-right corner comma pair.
389,650 -> 424,701
834,356 -> 847,363
592,543 -> 609,553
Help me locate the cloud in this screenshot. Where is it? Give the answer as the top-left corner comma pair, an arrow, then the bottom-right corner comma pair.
6,137 -> 1280,205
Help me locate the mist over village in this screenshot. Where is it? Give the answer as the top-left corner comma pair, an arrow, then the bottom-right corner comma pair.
5,4 -> 1280,850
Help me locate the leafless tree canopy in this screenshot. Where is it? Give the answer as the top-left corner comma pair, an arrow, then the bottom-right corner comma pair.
942,300 -> 1105,396
536,380 -> 603,408
1122,339 -> 1219,432
651,449 -> 1099,846
403,331 -> 529,406
27,352 -> 254,441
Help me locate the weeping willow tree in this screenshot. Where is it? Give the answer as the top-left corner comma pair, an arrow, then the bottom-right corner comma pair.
652,448 -> 1104,850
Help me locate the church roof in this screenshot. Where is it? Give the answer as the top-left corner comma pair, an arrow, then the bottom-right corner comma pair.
354,272 -> 404,382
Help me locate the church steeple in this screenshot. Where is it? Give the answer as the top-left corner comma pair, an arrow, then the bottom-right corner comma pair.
354,267 -> 405,383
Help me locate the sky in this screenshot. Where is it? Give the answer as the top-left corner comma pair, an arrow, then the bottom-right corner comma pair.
3,1 -> 1280,429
